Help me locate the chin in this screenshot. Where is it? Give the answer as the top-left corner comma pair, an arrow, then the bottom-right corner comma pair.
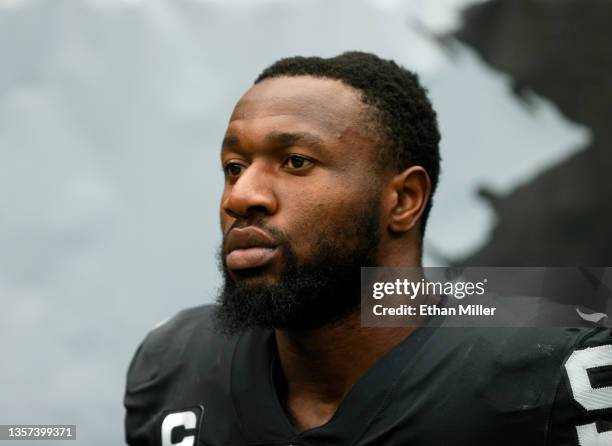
228,267 -> 281,287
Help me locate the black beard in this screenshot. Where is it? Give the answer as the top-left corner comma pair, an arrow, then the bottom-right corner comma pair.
213,201 -> 381,335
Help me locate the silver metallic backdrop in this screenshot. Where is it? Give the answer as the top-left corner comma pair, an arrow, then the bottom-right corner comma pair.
0,0 -> 588,443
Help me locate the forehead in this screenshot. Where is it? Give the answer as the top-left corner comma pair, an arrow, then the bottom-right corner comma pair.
228,76 -> 371,139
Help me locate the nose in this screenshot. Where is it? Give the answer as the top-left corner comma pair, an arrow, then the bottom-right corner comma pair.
222,162 -> 278,219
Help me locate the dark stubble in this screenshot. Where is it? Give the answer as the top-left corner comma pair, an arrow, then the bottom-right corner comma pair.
213,195 -> 381,334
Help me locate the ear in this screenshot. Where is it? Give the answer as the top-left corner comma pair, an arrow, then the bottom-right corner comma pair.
387,166 -> 431,234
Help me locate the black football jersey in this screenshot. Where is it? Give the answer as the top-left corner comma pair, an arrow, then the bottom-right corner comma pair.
124,305 -> 612,445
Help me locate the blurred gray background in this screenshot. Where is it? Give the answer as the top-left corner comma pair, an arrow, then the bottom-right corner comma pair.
0,0 -> 599,443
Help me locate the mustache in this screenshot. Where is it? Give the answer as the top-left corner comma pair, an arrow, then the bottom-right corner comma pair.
223,218 -> 288,245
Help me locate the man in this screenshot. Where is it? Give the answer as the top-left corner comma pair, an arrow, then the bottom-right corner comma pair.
124,52 -> 612,445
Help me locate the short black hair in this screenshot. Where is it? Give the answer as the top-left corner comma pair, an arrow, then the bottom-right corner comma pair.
255,51 -> 441,237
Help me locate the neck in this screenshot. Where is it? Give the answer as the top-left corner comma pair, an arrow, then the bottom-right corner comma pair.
274,311 -> 414,432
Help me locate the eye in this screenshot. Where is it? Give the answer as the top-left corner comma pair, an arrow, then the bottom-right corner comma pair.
284,155 -> 313,170
224,162 -> 246,177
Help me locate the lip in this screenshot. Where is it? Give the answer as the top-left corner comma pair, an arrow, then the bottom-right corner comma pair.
226,247 -> 279,270
225,226 -> 279,270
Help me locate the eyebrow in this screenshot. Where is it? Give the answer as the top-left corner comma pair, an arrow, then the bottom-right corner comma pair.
222,135 -> 239,148
221,131 -> 326,152
265,131 -> 325,151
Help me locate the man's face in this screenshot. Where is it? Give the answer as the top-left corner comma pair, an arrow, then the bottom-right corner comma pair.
215,76 -> 384,333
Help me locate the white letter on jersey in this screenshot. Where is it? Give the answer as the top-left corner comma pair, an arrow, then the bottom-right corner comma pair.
161,411 -> 198,446
565,344 -> 612,446
575,423 -> 612,446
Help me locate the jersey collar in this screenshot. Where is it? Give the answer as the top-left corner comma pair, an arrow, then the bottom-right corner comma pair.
231,324 -> 439,445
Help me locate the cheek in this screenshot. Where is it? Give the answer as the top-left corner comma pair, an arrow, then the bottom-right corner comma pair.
282,188 -> 369,255
219,193 -> 233,233
287,188 -> 354,222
